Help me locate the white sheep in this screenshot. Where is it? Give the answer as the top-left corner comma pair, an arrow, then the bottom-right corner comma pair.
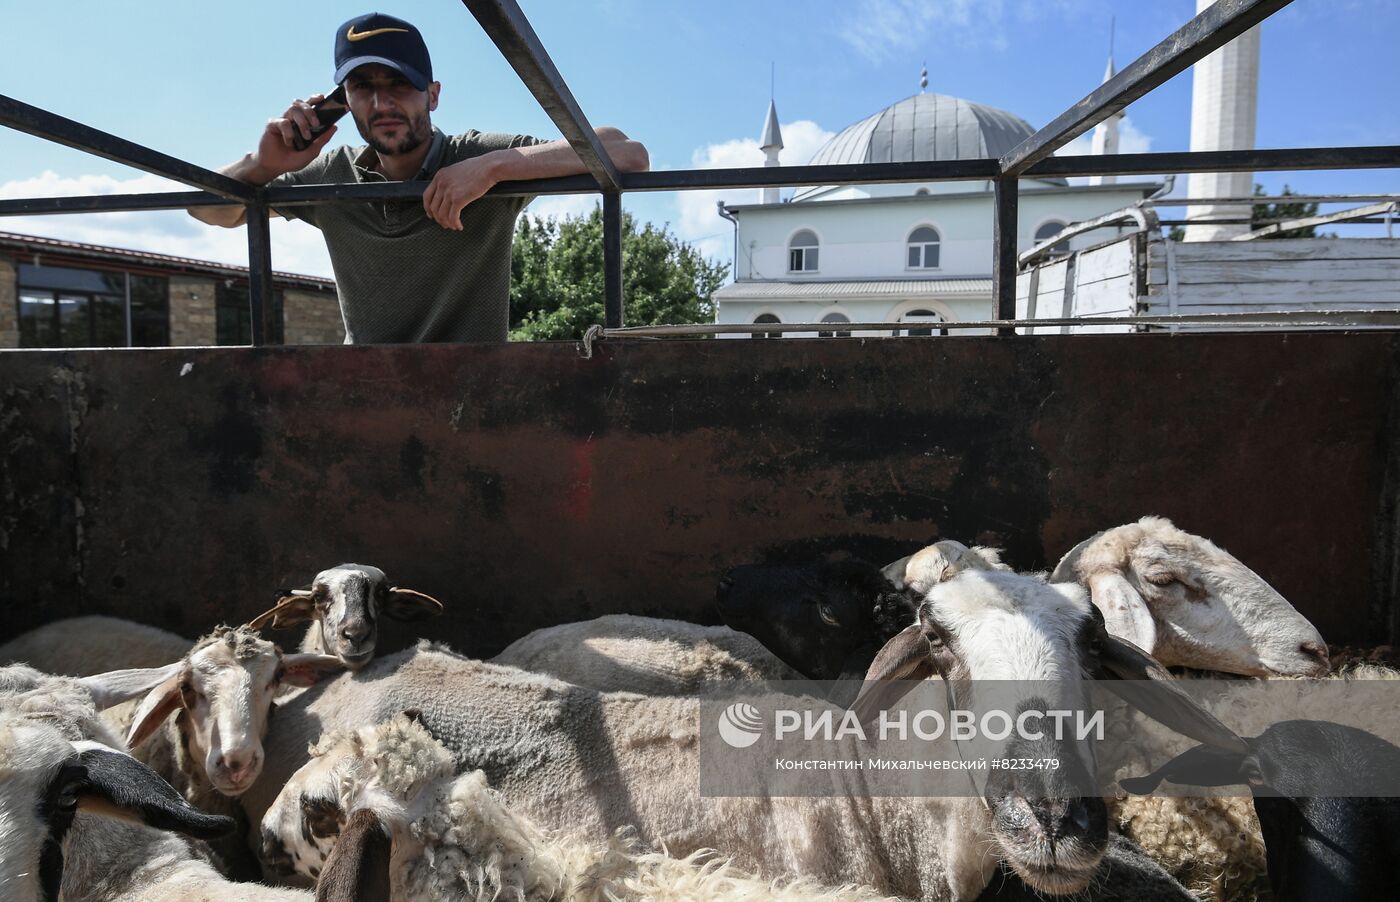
491,613 -> 801,694
245,570 -> 1235,900
248,564 -> 443,669
265,711 -> 898,901
0,666 -> 310,902
100,625 -> 344,880
0,615 -> 191,677
1051,516 -> 1330,677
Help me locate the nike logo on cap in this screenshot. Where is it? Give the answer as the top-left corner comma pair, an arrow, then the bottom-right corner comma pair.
346,25 -> 410,41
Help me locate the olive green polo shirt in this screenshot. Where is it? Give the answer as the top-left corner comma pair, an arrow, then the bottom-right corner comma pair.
272,128 -> 540,343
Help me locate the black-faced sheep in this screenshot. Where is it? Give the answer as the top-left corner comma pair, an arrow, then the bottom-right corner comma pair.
249,564 -> 443,669
716,558 -> 917,682
1122,719 -> 1400,902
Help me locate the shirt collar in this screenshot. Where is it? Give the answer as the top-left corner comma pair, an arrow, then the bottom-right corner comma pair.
353,128 -> 448,181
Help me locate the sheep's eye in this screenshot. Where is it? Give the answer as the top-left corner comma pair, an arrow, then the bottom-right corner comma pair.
1143,572 -> 1177,587
817,604 -> 841,627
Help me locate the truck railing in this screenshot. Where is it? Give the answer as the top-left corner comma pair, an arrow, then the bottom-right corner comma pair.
1,0 -> 1397,344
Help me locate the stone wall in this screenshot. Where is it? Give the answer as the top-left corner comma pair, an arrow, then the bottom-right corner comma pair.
0,256 -> 17,350
282,288 -> 345,345
168,276 -> 217,346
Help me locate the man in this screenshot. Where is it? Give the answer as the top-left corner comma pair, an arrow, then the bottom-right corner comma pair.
190,12 -> 648,343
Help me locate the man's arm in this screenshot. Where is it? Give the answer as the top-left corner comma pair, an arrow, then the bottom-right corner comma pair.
422,127 -> 649,231
188,95 -> 341,228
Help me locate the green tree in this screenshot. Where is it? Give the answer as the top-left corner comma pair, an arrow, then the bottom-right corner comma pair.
1252,183 -> 1321,238
509,207 -> 728,341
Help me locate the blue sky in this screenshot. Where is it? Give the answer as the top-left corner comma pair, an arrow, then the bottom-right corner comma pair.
1,0 -> 1395,277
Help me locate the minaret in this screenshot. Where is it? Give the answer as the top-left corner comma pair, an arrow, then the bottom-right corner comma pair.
759,98 -> 783,205
1089,52 -> 1121,185
1185,0 -> 1261,241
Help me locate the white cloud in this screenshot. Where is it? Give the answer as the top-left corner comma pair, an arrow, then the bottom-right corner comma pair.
1054,115 -> 1154,184
841,0 -> 1007,62
525,193 -> 600,222
0,170 -> 335,278
672,120 -> 836,268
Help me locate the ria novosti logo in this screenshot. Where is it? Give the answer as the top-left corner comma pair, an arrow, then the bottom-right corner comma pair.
717,702 -> 764,748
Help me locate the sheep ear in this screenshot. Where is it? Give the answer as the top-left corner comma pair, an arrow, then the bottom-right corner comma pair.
1050,534 -> 1101,583
848,622 -> 937,728
382,587 -> 444,622
880,555 -> 913,591
72,742 -> 235,840
280,654 -> 346,688
1088,572 -> 1157,652
1094,625 -> 1250,755
1120,742 -> 1249,794
250,590 -> 317,631
126,672 -> 185,749
78,663 -> 183,711
315,808 -> 393,902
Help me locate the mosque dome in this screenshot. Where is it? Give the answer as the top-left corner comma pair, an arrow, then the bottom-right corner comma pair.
809,92 -> 1057,180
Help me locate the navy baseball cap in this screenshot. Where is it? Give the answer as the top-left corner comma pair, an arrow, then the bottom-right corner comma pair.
334,13 -> 433,90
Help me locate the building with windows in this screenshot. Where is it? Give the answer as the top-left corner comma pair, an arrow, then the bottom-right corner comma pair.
0,231 -> 343,349
713,66 -> 1161,336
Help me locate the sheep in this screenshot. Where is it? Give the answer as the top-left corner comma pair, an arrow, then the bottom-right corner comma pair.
1121,718 -> 1400,902
264,710 -> 899,901
248,564 -> 443,669
0,615 -> 192,677
1108,663 -> 1400,901
491,614 -> 802,695
1051,516 -> 1330,678
243,570 -> 1242,900
716,558 -> 918,682
0,668 -> 310,902
105,625 -> 344,880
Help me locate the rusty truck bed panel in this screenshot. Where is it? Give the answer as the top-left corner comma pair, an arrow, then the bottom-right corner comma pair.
2,332 -> 1396,655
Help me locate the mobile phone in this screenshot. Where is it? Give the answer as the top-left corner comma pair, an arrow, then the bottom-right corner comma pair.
291,86 -> 348,151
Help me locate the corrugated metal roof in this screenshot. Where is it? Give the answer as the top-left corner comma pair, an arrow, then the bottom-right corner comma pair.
0,230 -> 335,290
714,278 -> 992,300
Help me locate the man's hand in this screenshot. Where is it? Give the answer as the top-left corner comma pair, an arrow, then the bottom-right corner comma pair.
422,156 -> 500,231
254,94 -> 340,180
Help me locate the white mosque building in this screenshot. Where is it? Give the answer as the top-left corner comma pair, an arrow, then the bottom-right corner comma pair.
712,61 -> 1160,336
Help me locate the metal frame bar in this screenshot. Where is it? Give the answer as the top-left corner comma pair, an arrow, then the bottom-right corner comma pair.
458,0 -> 620,193
587,310 -> 1400,338
0,94 -> 255,202
2,0 -> 1394,344
1000,0 -> 1293,176
246,202 -> 276,346
7,145 -> 1394,218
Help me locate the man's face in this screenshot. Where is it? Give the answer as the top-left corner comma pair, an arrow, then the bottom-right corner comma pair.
343,63 -> 439,157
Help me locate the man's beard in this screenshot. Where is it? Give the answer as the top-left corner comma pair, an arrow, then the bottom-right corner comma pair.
356,110 -> 432,157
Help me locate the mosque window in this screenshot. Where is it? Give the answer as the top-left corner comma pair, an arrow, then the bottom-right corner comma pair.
818,312 -> 851,338
788,230 -> 819,272
906,225 -> 941,269
751,313 -> 782,339
1035,221 -> 1070,255
900,309 -> 947,337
